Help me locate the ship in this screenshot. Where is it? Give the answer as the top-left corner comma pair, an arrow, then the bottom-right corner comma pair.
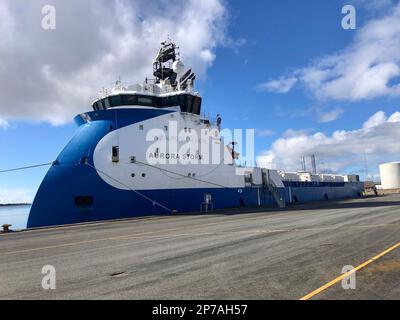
27,42 -> 364,228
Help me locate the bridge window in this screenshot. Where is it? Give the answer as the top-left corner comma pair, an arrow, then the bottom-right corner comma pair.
93,101 -> 101,110
122,95 -> 137,105
169,95 -> 178,106
104,98 -> 111,109
137,96 -> 155,106
186,95 -> 193,113
93,94 -> 201,115
193,97 -> 201,114
110,95 -> 122,106
175,94 -> 201,115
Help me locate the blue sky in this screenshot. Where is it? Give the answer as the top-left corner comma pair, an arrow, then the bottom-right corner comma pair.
1,0 -> 400,202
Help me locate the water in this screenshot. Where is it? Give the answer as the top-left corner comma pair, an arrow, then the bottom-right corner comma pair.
0,205 -> 30,230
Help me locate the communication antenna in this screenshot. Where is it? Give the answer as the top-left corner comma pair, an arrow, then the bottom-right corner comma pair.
363,150 -> 369,181
311,154 -> 317,174
301,156 -> 306,172
319,156 -> 326,174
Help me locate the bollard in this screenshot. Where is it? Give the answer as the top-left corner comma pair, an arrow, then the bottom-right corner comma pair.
2,224 -> 12,233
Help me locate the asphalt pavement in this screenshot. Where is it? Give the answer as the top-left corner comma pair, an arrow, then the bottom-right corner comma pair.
1,194 -> 399,299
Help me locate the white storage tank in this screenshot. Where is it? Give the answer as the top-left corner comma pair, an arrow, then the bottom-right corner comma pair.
379,162 -> 400,189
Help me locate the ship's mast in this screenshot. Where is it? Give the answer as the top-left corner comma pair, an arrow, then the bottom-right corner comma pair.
152,41 -> 196,90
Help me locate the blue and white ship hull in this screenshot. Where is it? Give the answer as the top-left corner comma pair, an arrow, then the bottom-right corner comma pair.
27,108 -> 363,228
27,108 -> 272,227
27,42 -> 364,228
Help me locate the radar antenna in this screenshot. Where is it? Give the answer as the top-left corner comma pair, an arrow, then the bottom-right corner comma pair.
152,40 -> 196,89
153,41 -> 178,84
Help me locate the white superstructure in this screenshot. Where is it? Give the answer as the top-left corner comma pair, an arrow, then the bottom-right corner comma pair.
278,171 -> 359,183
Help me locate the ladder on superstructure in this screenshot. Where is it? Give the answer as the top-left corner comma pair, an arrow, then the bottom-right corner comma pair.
264,170 -> 286,208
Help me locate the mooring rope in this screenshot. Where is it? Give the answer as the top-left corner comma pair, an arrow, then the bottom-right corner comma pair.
0,162 -> 54,174
85,162 -> 172,213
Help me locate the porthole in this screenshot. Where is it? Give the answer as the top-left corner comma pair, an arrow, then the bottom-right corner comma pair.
131,173 -> 135,178
142,173 -> 146,177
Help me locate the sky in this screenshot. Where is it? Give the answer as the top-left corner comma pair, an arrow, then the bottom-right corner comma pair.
1,0 -> 400,203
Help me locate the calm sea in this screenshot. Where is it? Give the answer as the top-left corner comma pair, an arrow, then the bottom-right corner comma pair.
0,205 -> 30,230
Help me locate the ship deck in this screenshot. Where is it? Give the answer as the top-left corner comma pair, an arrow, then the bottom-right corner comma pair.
1,194 -> 399,299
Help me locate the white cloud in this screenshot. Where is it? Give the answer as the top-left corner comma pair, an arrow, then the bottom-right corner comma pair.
318,108 -> 344,123
362,110 -> 386,129
256,129 -> 275,137
257,151 -> 275,169
222,37 -> 247,54
0,118 -> 9,130
257,110 -> 400,174
261,3 -> 400,102
258,77 -> 298,93
0,186 -> 34,204
281,128 -> 314,138
355,0 -> 394,12
388,111 -> 400,122
0,0 -> 232,124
